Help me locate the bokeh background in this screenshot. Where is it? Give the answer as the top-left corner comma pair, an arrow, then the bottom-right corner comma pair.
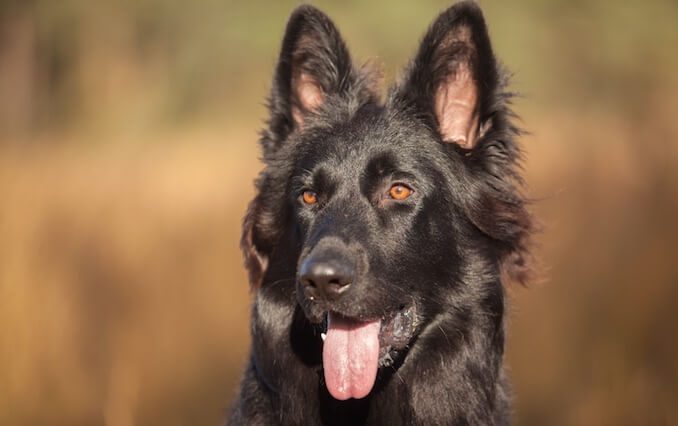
1,1 -> 677,425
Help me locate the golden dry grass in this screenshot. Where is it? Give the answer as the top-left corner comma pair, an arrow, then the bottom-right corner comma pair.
0,128 -> 259,426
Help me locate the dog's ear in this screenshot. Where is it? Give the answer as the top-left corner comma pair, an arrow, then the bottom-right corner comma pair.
395,1 -> 498,149
264,5 -> 362,151
396,2 -> 535,285
245,7 -> 350,289
245,7 -> 373,289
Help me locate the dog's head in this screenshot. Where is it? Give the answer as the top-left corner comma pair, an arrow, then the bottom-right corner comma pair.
242,1 -> 533,401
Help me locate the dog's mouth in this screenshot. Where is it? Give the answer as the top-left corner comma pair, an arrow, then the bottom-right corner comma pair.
319,305 -> 417,400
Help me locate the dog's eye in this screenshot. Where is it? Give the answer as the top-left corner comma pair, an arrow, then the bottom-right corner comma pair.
388,184 -> 413,201
302,190 -> 318,205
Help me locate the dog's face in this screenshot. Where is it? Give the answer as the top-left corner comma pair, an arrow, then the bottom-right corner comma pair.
242,1 -> 532,402
289,111 -> 456,399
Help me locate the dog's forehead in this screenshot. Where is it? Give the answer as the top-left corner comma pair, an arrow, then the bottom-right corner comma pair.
300,105 -> 438,173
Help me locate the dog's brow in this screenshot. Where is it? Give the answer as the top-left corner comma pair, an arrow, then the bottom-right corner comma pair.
365,151 -> 400,176
291,173 -> 313,192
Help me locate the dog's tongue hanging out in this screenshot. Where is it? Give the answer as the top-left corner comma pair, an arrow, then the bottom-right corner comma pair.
322,313 -> 381,400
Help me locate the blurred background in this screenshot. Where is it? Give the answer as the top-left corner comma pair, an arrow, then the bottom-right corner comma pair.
1,0 -> 677,425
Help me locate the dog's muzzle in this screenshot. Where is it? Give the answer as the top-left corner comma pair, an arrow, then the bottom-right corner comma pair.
298,242 -> 355,303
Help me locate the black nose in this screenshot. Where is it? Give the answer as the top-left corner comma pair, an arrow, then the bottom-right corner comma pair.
299,256 -> 354,301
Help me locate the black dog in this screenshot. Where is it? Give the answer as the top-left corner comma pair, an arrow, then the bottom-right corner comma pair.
230,1 -> 533,424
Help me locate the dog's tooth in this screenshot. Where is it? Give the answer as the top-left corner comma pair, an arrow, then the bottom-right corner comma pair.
321,332 -> 326,341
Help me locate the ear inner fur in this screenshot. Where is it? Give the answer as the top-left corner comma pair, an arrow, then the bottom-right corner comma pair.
291,71 -> 325,127
435,62 -> 479,148
432,24 -> 481,148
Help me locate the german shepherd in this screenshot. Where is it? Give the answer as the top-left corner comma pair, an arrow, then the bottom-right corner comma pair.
230,2 -> 533,424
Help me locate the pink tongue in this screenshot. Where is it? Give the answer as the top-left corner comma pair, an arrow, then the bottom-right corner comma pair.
322,313 -> 380,400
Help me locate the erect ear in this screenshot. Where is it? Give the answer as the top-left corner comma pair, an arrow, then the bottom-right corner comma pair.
395,1 -> 498,149
265,6 -> 359,147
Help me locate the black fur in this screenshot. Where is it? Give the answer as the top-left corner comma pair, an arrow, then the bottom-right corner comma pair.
230,2 -> 533,425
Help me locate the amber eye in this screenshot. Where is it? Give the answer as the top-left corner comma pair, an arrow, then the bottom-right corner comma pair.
388,183 -> 413,201
302,190 -> 318,205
